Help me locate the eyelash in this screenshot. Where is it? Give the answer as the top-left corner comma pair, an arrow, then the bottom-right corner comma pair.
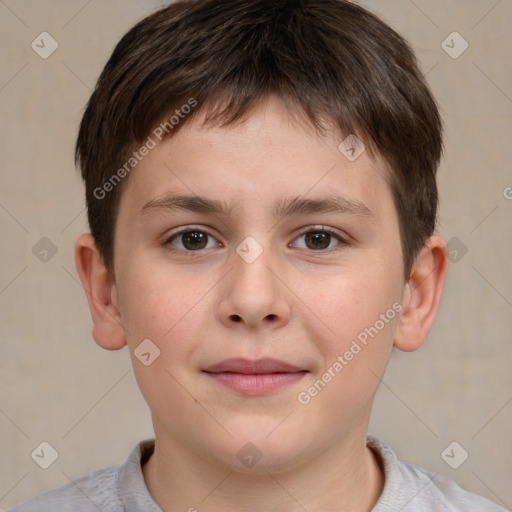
163,225 -> 348,256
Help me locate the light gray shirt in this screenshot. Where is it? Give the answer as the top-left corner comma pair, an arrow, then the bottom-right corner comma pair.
9,436 -> 507,511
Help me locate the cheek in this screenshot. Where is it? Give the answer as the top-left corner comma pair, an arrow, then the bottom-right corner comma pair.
117,265 -> 211,416
306,265 -> 400,353
298,267 -> 402,418
117,257 -> 202,341
297,272 -> 400,426
116,258 -> 224,380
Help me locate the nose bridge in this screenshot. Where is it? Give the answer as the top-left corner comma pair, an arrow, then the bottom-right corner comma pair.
244,248 -> 275,286
219,235 -> 290,328
232,236 -> 279,300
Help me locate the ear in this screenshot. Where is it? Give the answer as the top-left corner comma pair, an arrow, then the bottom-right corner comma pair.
393,235 -> 448,352
75,233 -> 126,351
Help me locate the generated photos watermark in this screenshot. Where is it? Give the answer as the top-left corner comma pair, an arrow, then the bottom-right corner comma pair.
93,98 -> 198,200
297,301 -> 403,405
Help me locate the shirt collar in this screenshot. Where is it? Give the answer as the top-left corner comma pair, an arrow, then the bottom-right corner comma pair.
117,439 -> 162,512
116,436 -> 397,511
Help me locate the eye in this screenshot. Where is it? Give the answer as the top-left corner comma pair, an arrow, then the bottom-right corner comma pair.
164,226 -> 347,254
165,228 -> 220,252
291,227 -> 346,251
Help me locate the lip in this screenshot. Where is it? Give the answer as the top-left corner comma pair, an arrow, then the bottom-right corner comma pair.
204,357 -> 305,374
203,358 -> 308,395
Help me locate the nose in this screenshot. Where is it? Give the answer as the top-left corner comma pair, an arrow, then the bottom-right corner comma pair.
217,244 -> 292,331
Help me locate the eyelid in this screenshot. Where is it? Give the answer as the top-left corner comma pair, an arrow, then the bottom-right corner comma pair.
297,225 -> 346,239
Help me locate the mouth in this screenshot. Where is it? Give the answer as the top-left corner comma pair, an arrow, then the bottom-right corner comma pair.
202,358 -> 308,395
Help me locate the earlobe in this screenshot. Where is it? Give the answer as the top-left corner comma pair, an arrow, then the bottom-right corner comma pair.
75,234 -> 127,351
393,235 -> 448,352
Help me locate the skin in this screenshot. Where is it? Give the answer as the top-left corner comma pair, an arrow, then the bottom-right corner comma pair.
76,95 -> 448,512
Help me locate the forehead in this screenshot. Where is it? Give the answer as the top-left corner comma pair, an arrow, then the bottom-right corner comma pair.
118,96 -> 395,224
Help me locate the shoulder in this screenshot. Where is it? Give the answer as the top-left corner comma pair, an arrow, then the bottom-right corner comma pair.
368,436 -> 507,512
9,440 -> 158,512
8,463 -> 123,512
397,461 -> 506,511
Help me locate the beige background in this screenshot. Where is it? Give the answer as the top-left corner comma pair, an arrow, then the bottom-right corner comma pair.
0,0 -> 511,509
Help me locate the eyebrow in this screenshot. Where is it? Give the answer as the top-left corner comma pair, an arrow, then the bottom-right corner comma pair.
141,193 -> 374,221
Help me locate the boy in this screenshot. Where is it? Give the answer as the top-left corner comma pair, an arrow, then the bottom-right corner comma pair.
10,0 -> 507,510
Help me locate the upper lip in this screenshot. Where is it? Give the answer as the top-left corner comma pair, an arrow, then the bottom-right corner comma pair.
203,358 -> 306,374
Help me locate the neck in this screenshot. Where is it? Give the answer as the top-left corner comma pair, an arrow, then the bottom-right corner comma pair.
142,429 -> 384,512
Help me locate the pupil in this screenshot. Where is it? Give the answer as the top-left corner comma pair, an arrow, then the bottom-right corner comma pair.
184,231 -> 207,250
306,232 -> 330,250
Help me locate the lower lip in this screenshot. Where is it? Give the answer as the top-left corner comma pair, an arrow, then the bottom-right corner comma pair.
204,371 -> 307,395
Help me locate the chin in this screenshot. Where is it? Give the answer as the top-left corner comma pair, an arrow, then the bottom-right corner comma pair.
206,428 -> 314,475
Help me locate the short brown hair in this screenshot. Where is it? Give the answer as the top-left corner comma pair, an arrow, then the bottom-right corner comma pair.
76,0 -> 443,280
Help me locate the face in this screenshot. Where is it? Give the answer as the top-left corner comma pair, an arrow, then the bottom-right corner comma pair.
112,96 -> 406,473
